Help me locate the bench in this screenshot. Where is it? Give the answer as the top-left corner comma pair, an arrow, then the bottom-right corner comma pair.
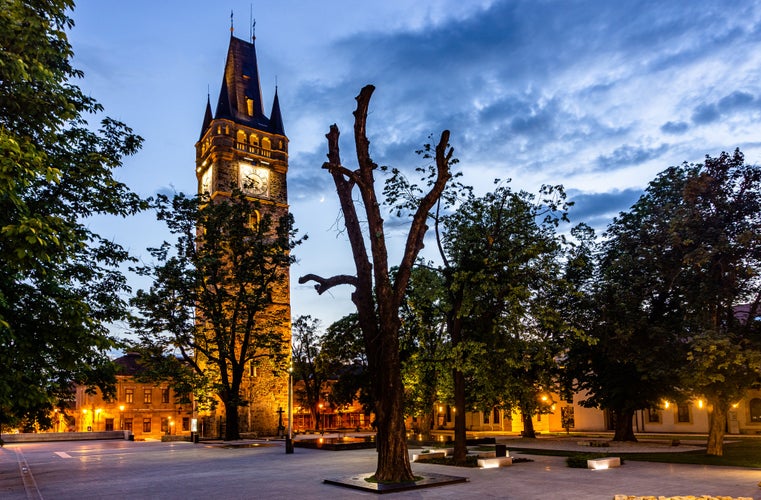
587,457 -> 621,469
412,451 -> 446,462
478,456 -> 513,468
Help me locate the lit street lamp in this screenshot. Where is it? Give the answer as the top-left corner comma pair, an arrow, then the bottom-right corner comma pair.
318,403 -> 324,435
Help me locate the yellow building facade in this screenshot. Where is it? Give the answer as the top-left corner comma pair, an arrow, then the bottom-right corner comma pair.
73,353 -> 190,440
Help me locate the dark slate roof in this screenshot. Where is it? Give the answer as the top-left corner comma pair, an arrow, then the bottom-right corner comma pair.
113,352 -> 143,376
200,95 -> 213,141
269,87 -> 285,136
213,35 -> 282,132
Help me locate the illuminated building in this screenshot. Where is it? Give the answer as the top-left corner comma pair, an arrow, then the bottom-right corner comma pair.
193,27 -> 290,436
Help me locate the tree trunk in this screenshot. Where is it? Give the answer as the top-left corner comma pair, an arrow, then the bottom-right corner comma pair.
706,398 -> 728,456
417,404 -> 434,441
311,406 -> 319,431
372,322 -> 414,482
612,408 -> 636,442
299,86 -> 452,484
452,368 -> 468,463
521,410 -> 536,438
223,399 -> 240,441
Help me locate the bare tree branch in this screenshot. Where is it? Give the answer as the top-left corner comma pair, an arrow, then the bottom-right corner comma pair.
298,273 -> 358,294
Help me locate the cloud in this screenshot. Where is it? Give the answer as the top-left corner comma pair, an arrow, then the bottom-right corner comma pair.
567,188 -> 643,230
661,121 -> 689,134
596,144 -> 670,170
692,91 -> 758,124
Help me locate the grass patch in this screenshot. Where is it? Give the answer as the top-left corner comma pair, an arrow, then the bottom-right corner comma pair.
510,438 -> 761,468
420,455 -> 481,467
419,455 -> 534,467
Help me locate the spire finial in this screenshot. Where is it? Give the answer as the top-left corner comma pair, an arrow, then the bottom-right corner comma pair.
250,4 -> 256,41
230,10 -> 234,34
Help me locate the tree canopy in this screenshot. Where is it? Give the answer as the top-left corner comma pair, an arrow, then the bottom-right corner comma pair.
0,0 -> 144,427
131,191 -> 300,440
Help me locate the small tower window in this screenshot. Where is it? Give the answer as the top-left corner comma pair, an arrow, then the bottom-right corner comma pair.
246,98 -> 254,116
247,211 -> 260,230
236,130 -> 246,145
262,137 -> 271,150
249,134 -> 259,147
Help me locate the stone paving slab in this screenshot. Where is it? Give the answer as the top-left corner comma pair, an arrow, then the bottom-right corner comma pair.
0,438 -> 758,499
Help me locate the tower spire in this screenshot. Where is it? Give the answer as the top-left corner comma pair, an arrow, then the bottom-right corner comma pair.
230,10 -> 234,34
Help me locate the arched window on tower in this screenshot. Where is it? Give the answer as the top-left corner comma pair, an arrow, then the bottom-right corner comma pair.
262,137 -> 271,150
247,211 -> 260,230
236,130 -> 246,146
750,398 -> 761,422
249,134 -> 259,147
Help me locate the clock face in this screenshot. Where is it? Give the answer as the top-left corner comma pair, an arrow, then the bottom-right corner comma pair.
239,163 -> 269,196
201,165 -> 213,195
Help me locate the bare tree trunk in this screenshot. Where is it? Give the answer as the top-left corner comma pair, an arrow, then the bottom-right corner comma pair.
706,398 -> 728,456
612,408 -> 637,442
299,85 -> 453,483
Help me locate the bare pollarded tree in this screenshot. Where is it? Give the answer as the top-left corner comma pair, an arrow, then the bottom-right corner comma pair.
300,85 -> 453,482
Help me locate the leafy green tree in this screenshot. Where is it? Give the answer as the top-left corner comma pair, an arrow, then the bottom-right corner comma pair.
569,166 -> 691,441
570,150 -> 761,450
291,315 -> 330,430
398,266 -> 449,439
440,184 -> 575,450
321,313 -> 372,415
0,0 -> 144,427
131,191 -> 300,440
675,150 -> 761,455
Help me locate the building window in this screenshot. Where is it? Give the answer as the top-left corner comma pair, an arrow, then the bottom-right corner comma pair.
124,418 -> 133,431
493,408 -> 501,424
125,388 -> 134,404
182,417 -> 190,431
161,417 -> 169,433
648,408 -> 661,423
143,418 -> 152,433
750,398 -> 761,422
262,137 -> 271,150
483,411 -> 490,424
677,403 -> 691,423
105,418 -> 114,431
162,388 -> 170,404
144,389 -> 152,404
249,363 -> 257,377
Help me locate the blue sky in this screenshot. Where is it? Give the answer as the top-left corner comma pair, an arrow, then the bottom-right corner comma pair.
69,0 -> 761,330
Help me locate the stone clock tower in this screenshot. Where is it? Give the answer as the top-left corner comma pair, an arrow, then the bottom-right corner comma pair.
195,31 -> 290,435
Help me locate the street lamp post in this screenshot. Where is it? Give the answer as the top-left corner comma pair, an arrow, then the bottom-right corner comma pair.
318,403 -> 324,435
119,405 -> 125,431
285,364 -> 294,453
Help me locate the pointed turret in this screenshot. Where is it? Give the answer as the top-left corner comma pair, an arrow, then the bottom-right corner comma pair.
200,95 -> 213,140
213,36 -> 268,128
269,87 -> 285,136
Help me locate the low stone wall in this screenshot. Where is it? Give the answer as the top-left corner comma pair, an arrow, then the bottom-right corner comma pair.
2,431 -> 127,443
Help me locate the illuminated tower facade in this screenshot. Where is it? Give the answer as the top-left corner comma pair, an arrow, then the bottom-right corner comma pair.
195,31 -> 289,435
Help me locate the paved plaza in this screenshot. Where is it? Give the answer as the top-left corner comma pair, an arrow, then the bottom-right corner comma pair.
1,437 -> 760,499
